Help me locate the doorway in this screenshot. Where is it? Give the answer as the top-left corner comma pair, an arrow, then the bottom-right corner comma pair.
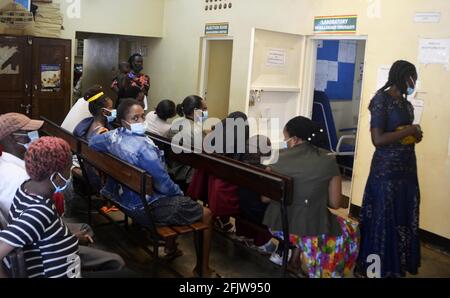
307,36 -> 367,201
199,38 -> 233,121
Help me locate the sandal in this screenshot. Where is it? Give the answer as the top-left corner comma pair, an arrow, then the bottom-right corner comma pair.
214,218 -> 236,233
162,248 -> 183,261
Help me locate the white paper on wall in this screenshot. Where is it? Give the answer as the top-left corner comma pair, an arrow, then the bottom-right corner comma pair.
315,60 -> 329,91
409,98 -> 424,125
414,12 -> 441,23
327,61 -> 339,82
338,40 -> 357,64
266,48 -> 286,67
315,73 -> 328,91
418,39 -> 450,65
376,65 -> 391,90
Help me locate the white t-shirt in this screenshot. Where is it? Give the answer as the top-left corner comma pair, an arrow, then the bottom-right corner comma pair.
61,97 -> 91,133
145,111 -> 172,137
0,153 -> 29,217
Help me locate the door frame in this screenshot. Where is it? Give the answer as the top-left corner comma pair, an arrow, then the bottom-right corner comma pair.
198,36 -> 234,100
302,34 -> 369,209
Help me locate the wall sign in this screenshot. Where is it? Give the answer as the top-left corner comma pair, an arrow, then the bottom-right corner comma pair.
314,15 -> 357,34
414,12 -> 441,23
205,22 -> 229,36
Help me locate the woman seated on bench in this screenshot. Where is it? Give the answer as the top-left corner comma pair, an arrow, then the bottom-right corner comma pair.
0,137 -> 81,278
145,99 -> 176,138
73,85 -> 116,142
167,95 -> 208,191
263,116 -> 359,278
89,99 -> 216,277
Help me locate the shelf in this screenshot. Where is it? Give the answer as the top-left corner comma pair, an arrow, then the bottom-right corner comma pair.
250,86 -> 300,93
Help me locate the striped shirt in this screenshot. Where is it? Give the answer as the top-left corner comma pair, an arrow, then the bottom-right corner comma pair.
0,184 -> 80,278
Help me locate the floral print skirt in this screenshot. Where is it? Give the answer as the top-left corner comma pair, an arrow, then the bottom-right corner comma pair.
272,217 -> 359,278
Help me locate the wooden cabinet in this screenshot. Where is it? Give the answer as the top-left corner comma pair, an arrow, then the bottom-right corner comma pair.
0,35 -> 71,124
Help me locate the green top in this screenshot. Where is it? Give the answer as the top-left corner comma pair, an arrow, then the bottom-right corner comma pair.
263,143 -> 342,237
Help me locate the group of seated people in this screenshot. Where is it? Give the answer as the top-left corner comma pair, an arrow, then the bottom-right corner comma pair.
0,82 -> 359,278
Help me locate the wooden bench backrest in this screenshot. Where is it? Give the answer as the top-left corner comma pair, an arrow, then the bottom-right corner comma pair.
147,132 -> 293,205
79,140 -> 153,196
40,117 -> 79,153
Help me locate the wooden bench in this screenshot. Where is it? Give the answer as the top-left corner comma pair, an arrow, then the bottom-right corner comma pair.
40,117 -> 208,277
146,132 -> 294,277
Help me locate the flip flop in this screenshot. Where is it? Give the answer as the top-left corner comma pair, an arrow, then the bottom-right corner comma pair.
162,248 -> 183,261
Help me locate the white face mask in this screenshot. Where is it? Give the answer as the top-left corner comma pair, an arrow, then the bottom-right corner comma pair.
50,172 -> 72,194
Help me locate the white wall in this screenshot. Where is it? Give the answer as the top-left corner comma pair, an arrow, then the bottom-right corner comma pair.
147,0 -> 450,239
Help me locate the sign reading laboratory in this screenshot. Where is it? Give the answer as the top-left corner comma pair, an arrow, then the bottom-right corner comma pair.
205,23 -> 229,36
314,15 -> 357,34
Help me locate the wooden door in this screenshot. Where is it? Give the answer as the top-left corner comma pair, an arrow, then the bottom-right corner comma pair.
32,37 -> 71,124
0,35 -> 32,116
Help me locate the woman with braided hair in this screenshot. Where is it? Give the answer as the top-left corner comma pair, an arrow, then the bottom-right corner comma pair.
262,116 -> 358,277
356,60 -> 423,278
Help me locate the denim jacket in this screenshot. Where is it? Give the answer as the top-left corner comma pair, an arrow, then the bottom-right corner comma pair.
89,128 -> 183,210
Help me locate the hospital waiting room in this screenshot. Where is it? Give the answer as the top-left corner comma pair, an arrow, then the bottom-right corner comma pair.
0,0 -> 449,281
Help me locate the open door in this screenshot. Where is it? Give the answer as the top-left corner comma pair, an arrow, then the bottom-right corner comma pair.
246,29 -> 306,147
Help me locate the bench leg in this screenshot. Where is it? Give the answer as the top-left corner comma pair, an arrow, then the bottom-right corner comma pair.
194,230 -> 204,278
124,214 -> 129,229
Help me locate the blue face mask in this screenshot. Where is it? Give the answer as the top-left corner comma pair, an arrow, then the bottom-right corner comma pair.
50,172 -> 72,194
127,122 -> 146,135
407,76 -> 416,96
14,131 -> 39,150
281,137 -> 293,150
104,109 -> 117,123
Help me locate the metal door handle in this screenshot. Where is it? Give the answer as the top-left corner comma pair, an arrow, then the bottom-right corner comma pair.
20,104 -> 32,115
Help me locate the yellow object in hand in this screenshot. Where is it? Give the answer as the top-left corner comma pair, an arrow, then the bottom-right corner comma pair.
396,126 -> 417,145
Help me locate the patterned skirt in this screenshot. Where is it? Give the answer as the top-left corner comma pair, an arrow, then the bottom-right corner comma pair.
272,217 -> 359,278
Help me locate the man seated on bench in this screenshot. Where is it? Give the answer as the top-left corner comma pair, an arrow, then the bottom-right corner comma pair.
89,99 -> 216,277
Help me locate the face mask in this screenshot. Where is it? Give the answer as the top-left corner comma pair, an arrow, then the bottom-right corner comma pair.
50,172 -> 72,194
127,122 -> 146,135
202,110 -> 209,122
15,131 -> 39,150
407,76 -> 416,96
281,137 -> 293,149
134,65 -> 143,73
104,109 -> 117,123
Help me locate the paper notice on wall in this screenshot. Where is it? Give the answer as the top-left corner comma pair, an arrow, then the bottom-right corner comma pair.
315,60 -> 329,91
315,73 -> 328,91
0,46 -> 20,74
376,65 -> 391,90
418,39 -> 450,65
409,98 -> 424,125
338,40 -> 357,63
328,61 -> 339,82
414,12 -> 441,23
266,48 -> 286,67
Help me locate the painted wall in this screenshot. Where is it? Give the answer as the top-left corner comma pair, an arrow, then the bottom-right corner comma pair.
147,0 -> 450,239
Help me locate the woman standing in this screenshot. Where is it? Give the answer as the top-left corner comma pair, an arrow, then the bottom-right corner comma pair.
356,60 -> 423,278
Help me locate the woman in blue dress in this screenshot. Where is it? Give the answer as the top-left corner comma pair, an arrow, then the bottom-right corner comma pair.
356,60 -> 423,277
